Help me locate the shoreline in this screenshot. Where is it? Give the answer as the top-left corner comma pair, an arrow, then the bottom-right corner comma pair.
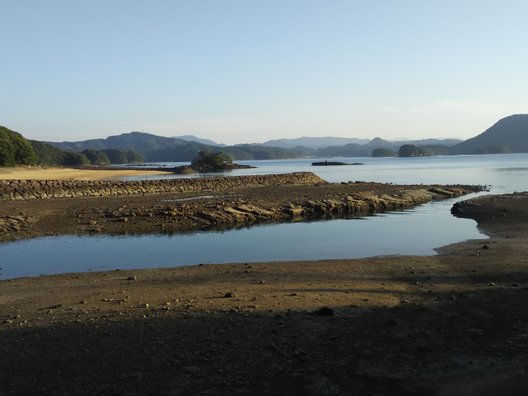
1,189 -> 528,394
0,176 -> 481,242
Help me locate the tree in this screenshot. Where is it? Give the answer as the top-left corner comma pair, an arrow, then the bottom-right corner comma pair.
191,151 -> 233,171
61,152 -> 90,166
101,149 -> 144,164
372,148 -> 396,157
0,138 -> 16,167
82,149 -> 110,165
398,144 -> 430,157
0,126 -> 36,166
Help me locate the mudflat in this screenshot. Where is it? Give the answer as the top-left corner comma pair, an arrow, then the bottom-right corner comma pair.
1,182 -> 528,394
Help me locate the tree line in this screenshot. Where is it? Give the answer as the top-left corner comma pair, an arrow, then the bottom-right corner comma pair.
0,126 -> 142,167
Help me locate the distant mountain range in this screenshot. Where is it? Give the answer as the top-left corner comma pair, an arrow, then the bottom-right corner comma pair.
45,132 -> 311,161
262,136 -> 370,149
45,132 -> 463,161
175,135 -> 225,147
23,113 -> 528,162
315,137 -> 462,157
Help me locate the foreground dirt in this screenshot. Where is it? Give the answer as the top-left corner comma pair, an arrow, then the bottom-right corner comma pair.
1,192 -> 528,395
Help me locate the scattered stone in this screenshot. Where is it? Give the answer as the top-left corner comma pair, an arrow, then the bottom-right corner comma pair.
127,276 -> 137,281
314,306 -> 334,316
482,244 -> 490,250
224,292 -> 236,298
41,304 -> 62,310
489,282 -> 496,287
512,283 -> 521,287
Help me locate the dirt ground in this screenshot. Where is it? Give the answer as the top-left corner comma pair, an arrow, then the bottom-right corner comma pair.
1,192 -> 528,395
0,166 -> 170,181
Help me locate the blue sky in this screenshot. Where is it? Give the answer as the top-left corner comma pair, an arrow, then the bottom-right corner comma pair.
2,0 -> 527,144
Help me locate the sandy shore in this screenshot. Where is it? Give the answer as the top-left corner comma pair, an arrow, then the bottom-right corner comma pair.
0,166 -> 170,181
1,192 -> 528,395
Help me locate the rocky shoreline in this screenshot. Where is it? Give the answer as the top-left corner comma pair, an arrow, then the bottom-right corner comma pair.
0,172 -> 483,241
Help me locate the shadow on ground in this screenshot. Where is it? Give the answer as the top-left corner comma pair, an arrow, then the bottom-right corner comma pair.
2,285 -> 528,396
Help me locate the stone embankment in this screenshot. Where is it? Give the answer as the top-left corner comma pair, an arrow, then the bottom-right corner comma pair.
0,172 -> 326,201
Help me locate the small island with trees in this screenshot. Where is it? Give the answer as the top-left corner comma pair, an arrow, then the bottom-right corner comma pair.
159,151 -> 255,174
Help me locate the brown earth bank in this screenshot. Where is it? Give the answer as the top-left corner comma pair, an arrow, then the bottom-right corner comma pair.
2,190 -> 528,395
0,173 -> 480,242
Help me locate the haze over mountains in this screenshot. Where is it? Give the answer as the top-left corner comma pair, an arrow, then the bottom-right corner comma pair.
2,114 -> 527,167
46,133 -> 464,161
262,137 -> 371,149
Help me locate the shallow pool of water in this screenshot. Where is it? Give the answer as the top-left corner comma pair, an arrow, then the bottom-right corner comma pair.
0,196 -> 484,279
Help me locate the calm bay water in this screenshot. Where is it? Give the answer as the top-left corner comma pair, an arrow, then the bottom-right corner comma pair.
1,154 -> 527,279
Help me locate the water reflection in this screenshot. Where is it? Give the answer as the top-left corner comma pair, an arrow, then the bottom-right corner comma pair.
0,196 -> 484,280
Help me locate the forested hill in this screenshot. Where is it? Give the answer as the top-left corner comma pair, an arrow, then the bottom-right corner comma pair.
45,132 -> 190,153
0,125 -> 36,166
47,132 -> 312,161
4,113 -> 528,167
451,114 -> 528,154
0,125 -> 143,167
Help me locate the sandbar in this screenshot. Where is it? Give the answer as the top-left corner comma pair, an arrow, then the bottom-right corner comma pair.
0,166 -> 170,181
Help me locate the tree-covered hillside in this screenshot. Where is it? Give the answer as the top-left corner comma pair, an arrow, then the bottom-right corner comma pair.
47,131 -> 314,161
0,125 -> 143,167
46,132 -> 194,153
0,126 -> 36,166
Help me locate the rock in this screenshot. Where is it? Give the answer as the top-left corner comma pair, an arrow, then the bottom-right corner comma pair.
314,306 -> 334,316
224,292 -> 236,298
127,276 -> 137,281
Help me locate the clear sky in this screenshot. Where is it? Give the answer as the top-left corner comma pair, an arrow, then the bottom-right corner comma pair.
2,0 -> 527,144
